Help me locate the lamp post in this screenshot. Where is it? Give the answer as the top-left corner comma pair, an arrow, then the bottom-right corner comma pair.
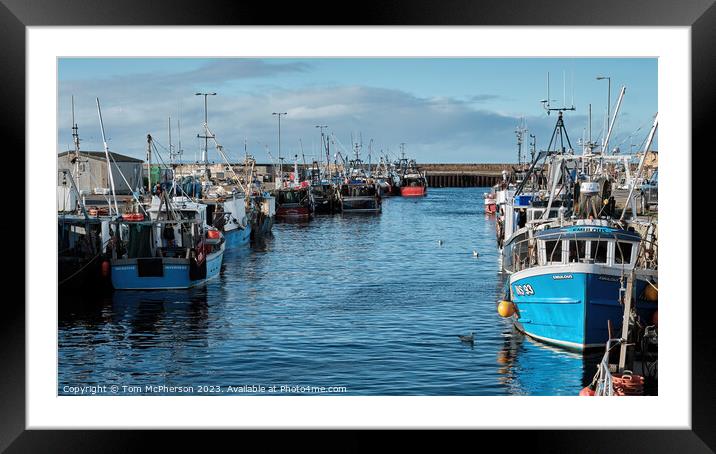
596,76 -> 611,150
273,112 -> 287,182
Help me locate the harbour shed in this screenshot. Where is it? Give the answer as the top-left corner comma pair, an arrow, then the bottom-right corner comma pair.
57,151 -> 144,195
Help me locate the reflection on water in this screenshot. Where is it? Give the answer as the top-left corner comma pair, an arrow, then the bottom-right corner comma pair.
59,188 -> 598,395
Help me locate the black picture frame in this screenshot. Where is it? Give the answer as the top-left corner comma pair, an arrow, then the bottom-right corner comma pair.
4,0 -> 709,450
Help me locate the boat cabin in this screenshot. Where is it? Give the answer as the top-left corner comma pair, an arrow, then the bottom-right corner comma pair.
534,223 -> 640,268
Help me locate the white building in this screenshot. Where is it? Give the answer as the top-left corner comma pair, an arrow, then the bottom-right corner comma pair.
57,151 -> 144,195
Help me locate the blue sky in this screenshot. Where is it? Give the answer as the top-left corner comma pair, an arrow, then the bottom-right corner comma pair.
58,58 -> 657,163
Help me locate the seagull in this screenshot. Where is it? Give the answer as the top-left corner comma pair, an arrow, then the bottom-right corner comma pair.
437,239 -> 444,246
472,250 -> 479,257
458,332 -> 475,344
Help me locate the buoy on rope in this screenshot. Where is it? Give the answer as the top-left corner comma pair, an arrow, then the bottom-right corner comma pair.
101,260 -> 111,278
497,300 -> 516,318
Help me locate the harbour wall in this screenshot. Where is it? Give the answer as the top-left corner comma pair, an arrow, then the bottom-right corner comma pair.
170,162 -> 513,188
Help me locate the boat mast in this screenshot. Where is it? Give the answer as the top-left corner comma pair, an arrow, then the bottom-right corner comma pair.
293,154 -> 299,185
620,113 -> 658,221
95,98 -> 119,216
316,125 -> 328,175
196,92 -> 217,181
71,96 -> 81,182
146,134 -> 153,192
515,118 -> 527,166
168,116 -> 173,166
602,86 -> 626,155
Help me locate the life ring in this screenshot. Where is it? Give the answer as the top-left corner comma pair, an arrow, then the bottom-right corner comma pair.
122,213 -> 144,222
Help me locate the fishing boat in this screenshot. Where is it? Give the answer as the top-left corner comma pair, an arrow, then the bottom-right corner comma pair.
59,97 -> 146,291
396,152 -> 427,196
371,157 -> 395,197
503,218 -> 657,350
308,161 -> 341,214
275,183 -> 314,219
201,192 -> 251,248
483,191 -> 497,214
339,178 -> 382,213
57,100 -> 109,291
400,168 -> 428,197
110,194 -> 225,290
58,208 -> 110,291
339,156 -> 382,213
496,88 -> 659,350
146,142 -> 252,250
250,191 -> 276,237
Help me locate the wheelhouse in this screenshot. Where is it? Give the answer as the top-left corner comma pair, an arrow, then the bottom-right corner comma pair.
535,226 -> 640,267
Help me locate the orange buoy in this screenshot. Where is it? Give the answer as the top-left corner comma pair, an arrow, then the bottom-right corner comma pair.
497,300 -> 516,318
101,260 -> 111,278
579,386 -> 595,396
643,283 -> 658,302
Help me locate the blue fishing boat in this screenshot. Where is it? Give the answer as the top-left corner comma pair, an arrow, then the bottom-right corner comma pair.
504,220 -> 657,350
202,194 -> 252,249
495,96 -> 659,351
109,196 -> 225,290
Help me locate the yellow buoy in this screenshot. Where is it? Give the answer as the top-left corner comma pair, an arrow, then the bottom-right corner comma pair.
497,300 -> 516,318
643,283 -> 658,302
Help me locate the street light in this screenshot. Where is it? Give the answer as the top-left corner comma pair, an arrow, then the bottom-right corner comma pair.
272,112 -> 287,181
596,76 -> 611,149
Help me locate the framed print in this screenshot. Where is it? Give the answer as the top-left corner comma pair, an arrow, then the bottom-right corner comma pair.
4,0 -> 712,450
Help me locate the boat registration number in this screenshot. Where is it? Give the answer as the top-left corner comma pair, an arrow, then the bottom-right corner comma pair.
514,284 -> 535,296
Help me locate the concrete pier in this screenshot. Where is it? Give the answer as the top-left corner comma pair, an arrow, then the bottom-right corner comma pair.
169,162 -> 511,188
420,164 -> 508,188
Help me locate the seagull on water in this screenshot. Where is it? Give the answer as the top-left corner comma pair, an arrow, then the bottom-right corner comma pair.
458,332 -> 475,344
472,249 -> 479,257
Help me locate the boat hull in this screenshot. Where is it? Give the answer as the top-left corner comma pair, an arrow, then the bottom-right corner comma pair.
400,186 -> 427,197
223,224 -> 252,249
313,197 -> 340,214
341,196 -> 381,213
111,249 -> 224,290
508,265 -> 657,350
251,214 -> 274,239
276,205 -> 312,219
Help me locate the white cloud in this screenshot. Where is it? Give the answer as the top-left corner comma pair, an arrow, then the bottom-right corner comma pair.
58,61 -> 651,163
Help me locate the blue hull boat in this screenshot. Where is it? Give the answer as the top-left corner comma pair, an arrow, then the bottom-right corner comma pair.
508,266 -> 657,350
504,223 -> 657,351
112,246 -> 224,290
111,196 -> 226,290
223,224 -> 251,249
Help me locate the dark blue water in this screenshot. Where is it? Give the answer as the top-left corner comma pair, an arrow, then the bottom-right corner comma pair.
58,188 -> 599,396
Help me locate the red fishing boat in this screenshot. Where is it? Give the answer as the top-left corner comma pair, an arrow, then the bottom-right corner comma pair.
484,191 -> 497,214
275,183 -> 314,219
399,173 -> 428,197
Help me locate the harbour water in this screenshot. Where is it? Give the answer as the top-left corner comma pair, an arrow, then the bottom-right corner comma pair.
59,187 -> 599,396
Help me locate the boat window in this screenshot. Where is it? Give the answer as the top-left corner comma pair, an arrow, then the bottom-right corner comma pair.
545,240 -> 562,263
590,240 -> 608,264
528,209 -> 543,222
615,241 -> 633,264
279,191 -> 300,204
568,240 -> 587,263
